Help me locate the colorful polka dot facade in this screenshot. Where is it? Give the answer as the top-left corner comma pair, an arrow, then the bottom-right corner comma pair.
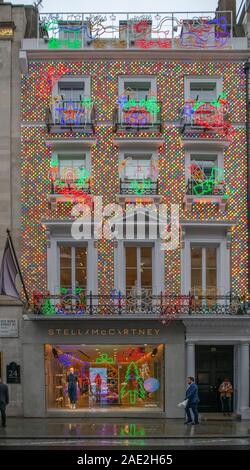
21,60 -> 248,296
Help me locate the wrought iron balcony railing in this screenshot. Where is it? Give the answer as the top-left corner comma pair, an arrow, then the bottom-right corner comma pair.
113,101 -> 162,133
186,178 -> 226,196
180,100 -> 231,134
37,11 -> 233,50
50,181 -> 91,195
120,179 -> 158,195
28,292 -> 250,317
45,100 -> 96,133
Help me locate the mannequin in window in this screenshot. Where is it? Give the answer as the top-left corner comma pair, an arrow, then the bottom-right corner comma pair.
67,367 -> 78,409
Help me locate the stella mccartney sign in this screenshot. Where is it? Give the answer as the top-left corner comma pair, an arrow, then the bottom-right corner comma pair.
48,328 -> 160,337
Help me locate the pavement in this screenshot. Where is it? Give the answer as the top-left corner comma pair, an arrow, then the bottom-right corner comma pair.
0,417 -> 250,449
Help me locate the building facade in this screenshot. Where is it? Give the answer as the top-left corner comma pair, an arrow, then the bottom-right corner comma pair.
1,3 -> 250,419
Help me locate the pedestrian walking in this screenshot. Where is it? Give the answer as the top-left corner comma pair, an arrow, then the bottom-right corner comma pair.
185,376 -> 200,425
0,378 -> 9,427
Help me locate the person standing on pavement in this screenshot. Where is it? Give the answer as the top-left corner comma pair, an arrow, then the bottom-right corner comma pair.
219,378 -> 233,416
185,376 -> 200,425
0,378 -> 9,427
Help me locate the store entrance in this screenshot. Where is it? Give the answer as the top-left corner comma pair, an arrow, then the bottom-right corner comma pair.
196,345 -> 234,412
45,344 -> 164,411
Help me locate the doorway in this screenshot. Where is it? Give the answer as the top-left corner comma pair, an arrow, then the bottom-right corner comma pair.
195,345 -> 234,412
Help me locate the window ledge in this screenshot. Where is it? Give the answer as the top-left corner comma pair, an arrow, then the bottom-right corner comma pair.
183,194 -> 228,211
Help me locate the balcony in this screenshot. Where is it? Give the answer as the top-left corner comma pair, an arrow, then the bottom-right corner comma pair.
113,99 -> 162,133
180,99 -> 232,140
183,178 -> 229,210
45,99 -> 96,134
29,11 -> 238,51
48,181 -> 92,210
117,178 -> 161,206
26,292 -> 250,318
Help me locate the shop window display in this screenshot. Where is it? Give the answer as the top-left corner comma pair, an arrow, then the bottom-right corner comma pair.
45,344 -> 164,410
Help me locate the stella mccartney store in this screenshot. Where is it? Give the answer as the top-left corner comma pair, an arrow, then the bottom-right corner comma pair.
21,318 -> 186,418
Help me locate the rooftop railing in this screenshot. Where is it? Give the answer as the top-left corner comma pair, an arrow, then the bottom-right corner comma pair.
37,11 -> 233,50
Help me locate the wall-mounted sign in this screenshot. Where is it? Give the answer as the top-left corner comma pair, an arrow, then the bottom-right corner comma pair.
48,328 -> 160,337
6,362 -> 21,384
0,319 -> 18,337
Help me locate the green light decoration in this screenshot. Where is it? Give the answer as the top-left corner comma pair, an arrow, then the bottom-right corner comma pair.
130,179 -> 151,195
119,424 -> 145,437
44,20 -> 82,49
121,96 -> 160,114
96,353 -> 114,364
120,361 -> 146,404
50,157 -> 59,167
192,167 -> 233,198
41,298 -> 56,316
80,97 -> 93,109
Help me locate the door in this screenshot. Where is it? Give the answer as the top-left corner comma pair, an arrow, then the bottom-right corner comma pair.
195,345 -> 234,412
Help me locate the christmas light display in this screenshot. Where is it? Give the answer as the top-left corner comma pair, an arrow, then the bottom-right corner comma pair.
96,353 -> 114,364
40,13 -> 231,50
21,60 -> 247,298
120,362 -> 146,404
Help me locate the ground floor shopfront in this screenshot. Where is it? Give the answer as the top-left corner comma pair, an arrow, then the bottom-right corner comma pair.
18,316 -> 250,419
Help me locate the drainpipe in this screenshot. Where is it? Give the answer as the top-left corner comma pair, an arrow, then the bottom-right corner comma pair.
244,60 -> 250,295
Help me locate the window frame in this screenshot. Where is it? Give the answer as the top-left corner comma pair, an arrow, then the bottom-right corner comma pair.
184,76 -> 223,102
58,243 -> 88,293
119,150 -> 158,181
118,75 -> 157,99
52,149 -> 91,182
185,150 -> 223,184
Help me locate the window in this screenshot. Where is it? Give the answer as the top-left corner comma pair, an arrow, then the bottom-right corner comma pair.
57,154 -> 86,182
45,343 -> 164,411
126,246 -> 152,294
124,155 -> 152,180
59,245 -> 87,292
185,77 -> 222,102
190,82 -> 217,101
191,246 -> 217,296
190,154 -> 218,180
124,81 -> 151,100
58,80 -> 85,102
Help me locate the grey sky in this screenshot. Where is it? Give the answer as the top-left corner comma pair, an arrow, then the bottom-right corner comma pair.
10,0 -> 219,13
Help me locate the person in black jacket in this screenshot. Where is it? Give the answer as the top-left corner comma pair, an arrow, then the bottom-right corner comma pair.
0,378 -> 9,427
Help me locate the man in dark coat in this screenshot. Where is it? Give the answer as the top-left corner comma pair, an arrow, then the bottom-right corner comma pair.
185,376 -> 199,425
0,378 -> 9,427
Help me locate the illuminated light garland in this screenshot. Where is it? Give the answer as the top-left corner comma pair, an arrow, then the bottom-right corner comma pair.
21,61 -> 248,297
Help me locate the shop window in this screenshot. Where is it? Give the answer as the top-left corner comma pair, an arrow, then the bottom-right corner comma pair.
45,344 -> 164,411
59,245 -> 87,292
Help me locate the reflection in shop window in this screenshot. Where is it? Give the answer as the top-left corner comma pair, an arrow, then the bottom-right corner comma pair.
45,344 -> 164,410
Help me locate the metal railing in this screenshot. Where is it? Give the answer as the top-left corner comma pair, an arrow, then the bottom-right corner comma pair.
120,179 -> 158,195
45,100 -> 96,133
113,100 -> 162,132
180,100 -> 230,133
37,11 -> 233,50
50,181 -> 91,195
29,292 -> 250,317
186,178 -> 226,196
